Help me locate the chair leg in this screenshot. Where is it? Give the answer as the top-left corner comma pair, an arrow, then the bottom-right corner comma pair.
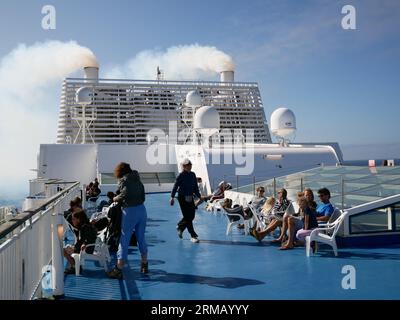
305,236 -> 311,257
226,222 -> 233,235
72,254 -> 81,276
332,240 -> 338,256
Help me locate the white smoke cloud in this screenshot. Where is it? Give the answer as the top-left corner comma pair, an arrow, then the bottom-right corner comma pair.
0,40 -> 98,196
105,44 -> 234,80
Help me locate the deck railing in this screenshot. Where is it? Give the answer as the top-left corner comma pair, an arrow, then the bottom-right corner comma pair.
0,182 -> 80,300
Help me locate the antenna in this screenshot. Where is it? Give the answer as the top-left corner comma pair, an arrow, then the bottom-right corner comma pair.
74,87 -> 97,144
156,66 -> 164,81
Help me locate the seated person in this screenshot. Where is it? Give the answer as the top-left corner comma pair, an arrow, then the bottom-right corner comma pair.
244,186 -> 267,217
315,188 -> 334,223
293,198 -> 319,247
96,191 -> 115,212
250,188 -> 291,242
64,197 -> 82,225
203,181 -> 228,210
272,191 -> 304,243
208,181 -> 227,202
280,196 -> 318,250
260,197 -> 276,222
221,199 -> 252,222
63,209 -> 98,274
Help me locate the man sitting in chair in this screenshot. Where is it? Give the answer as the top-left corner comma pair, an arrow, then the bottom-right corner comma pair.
315,188 -> 334,223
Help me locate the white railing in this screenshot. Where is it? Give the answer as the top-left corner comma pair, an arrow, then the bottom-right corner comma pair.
0,182 -> 80,300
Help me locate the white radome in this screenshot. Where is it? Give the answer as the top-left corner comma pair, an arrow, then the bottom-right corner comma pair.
270,107 -> 296,137
193,106 -> 220,136
186,90 -> 202,107
76,87 -> 94,105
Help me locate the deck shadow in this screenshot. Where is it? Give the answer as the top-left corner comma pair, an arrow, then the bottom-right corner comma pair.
199,239 -> 271,247
133,269 -> 265,289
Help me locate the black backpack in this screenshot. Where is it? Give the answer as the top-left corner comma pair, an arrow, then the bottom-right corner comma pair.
105,203 -> 137,252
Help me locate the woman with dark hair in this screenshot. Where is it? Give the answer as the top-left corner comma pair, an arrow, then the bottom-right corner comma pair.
108,162 -> 148,279
64,209 -> 97,274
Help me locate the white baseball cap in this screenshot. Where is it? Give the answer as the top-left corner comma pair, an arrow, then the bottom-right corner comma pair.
182,158 -> 192,165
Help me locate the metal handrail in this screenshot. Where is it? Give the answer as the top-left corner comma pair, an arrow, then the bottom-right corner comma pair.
0,182 -> 79,239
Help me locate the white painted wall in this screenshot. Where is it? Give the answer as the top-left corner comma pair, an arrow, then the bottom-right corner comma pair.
97,144 -> 176,174
38,144 -> 97,185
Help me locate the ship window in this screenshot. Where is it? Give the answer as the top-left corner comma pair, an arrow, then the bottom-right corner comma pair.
349,203 -> 399,234
99,172 -> 175,185
395,203 -> 400,230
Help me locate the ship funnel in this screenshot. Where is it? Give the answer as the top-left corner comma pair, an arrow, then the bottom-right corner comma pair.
220,70 -> 234,82
84,66 -> 99,83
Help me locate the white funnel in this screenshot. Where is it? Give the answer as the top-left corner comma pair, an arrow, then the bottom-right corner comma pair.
220,71 -> 234,82
84,66 -> 99,83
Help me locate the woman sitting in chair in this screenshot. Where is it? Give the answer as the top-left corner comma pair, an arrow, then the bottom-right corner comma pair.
64,209 -> 98,274
222,199 -> 252,221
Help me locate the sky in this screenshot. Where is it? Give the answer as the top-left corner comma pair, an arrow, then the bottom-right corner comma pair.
0,0 -> 399,197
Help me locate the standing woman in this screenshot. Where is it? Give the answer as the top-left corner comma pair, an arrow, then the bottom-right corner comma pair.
170,158 -> 202,243
108,162 -> 148,279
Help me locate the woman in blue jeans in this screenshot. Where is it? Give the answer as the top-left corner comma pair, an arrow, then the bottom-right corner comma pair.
108,162 -> 148,279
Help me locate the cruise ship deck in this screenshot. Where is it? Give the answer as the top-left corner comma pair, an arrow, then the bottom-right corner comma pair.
63,193 -> 400,300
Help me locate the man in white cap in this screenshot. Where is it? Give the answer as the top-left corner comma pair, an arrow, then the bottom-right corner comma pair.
170,158 -> 203,243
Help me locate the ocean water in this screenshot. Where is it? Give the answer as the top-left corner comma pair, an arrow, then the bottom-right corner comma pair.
343,158 -> 400,166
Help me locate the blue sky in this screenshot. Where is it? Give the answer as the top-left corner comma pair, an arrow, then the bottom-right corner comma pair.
0,0 -> 399,196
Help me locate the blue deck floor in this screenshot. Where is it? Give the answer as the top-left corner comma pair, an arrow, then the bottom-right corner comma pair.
64,193 -> 400,300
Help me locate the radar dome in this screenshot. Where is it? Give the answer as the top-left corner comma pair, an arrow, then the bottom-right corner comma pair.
270,107 -> 296,137
193,106 -> 220,136
186,90 -> 202,107
76,87 -> 94,105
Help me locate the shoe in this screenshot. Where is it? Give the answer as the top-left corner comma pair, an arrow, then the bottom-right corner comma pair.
237,224 -> 244,229
140,262 -> 149,274
177,227 -> 183,239
64,266 -> 75,275
191,237 -> 199,243
64,265 -> 83,275
107,267 -> 123,279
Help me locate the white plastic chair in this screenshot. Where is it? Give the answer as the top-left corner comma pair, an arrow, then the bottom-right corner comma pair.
318,207 -> 341,228
71,229 -> 111,276
305,212 -> 345,257
223,206 -> 251,235
248,205 -> 267,231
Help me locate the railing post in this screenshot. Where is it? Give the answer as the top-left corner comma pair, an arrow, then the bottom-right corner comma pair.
82,184 -> 86,210
51,206 -> 64,297
253,176 -> 256,195
273,177 -> 277,198
236,175 -> 239,191
300,177 -> 303,192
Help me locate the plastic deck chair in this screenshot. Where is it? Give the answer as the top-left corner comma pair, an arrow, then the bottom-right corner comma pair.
305,212 -> 345,257
223,206 -> 251,235
318,207 -> 342,228
248,205 -> 267,231
71,228 -> 111,276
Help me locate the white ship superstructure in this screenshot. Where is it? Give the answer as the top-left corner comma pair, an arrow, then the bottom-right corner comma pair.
57,67 -> 270,145
35,64 -> 343,195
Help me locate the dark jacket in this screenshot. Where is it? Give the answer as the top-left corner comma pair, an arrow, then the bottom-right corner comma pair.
74,224 -> 98,254
171,171 -> 201,198
113,171 -> 145,207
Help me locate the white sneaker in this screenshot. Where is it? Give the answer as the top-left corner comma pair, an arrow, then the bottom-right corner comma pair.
191,237 -> 199,243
